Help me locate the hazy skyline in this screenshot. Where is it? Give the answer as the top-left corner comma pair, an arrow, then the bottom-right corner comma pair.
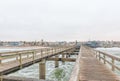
0,0 -> 120,41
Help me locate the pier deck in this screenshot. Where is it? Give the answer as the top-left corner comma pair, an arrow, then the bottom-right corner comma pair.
69,45 -> 120,81
79,46 -> 120,80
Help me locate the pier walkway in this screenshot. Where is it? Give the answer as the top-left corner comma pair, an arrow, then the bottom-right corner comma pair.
0,46 -> 75,76
69,46 -> 120,81
0,45 -> 78,81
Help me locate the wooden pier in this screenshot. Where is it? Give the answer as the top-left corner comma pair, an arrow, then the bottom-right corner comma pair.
69,45 -> 120,81
0,45 -> 78,81
1,45 -> 120,81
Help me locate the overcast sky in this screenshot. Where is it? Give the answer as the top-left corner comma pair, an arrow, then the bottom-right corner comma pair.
0,0 -> 120,41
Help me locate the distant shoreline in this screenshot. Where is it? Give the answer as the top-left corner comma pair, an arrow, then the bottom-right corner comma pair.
96,47 -> 120,48
0,46 -> 48,48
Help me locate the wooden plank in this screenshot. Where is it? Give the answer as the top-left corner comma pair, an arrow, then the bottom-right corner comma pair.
47,58 -> 76,62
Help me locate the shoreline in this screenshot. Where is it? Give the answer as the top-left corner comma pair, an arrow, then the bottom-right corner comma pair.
0,46 -> 48,48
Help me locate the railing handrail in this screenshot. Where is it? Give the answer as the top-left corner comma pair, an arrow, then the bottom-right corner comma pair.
0,48 -> 50,55
0,46 -> 74,54
0,46 -> 75,62
87,46 -> 120,71
86,45 -> 120,62
95,50 -> 120,61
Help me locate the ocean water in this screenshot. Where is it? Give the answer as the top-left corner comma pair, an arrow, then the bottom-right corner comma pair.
8,61 -> 75,81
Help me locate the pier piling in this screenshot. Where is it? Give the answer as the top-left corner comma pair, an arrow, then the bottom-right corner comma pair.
55,55 -> 59,68
39,59 -> 46,79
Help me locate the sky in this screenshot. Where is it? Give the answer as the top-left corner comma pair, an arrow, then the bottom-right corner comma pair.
0,0 -> 120,41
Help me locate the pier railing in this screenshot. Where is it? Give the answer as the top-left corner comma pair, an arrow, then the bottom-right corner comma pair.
0,46 -> 75,68
87,47 -> 120,72
93,50 -> 120,71
68,45 -> 120,81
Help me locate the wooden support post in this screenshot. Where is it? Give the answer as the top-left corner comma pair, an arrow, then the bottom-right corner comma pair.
55,55 -> 59,68
51,48 -> 53,55
27,54 -> 29,58
66,54 -> 68,58
52,48 -> 54,54
103,54 -> 106,64
43,49 -> 45,56
39,60 -> 46,79
96,51 -> 98,58
0,59 -> 1,64
32,51 -> 35,63
45,48 -> 48,56
0,54 -> 2,64
42,49 -> 45,57
46,49 -> 47,56
19,54 -> 22,69
62,54 -> 65,64
48,49 -> 50,55
0,75 -> 3,81
112,58 -> 115,71
49,48 -> 51,54
99,52 -> 101,61
44,49 -> 47,56
40,50 -> 43,58
68,54 -> 71,57
47,48 -> 49,55
55,48 -> 56,53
